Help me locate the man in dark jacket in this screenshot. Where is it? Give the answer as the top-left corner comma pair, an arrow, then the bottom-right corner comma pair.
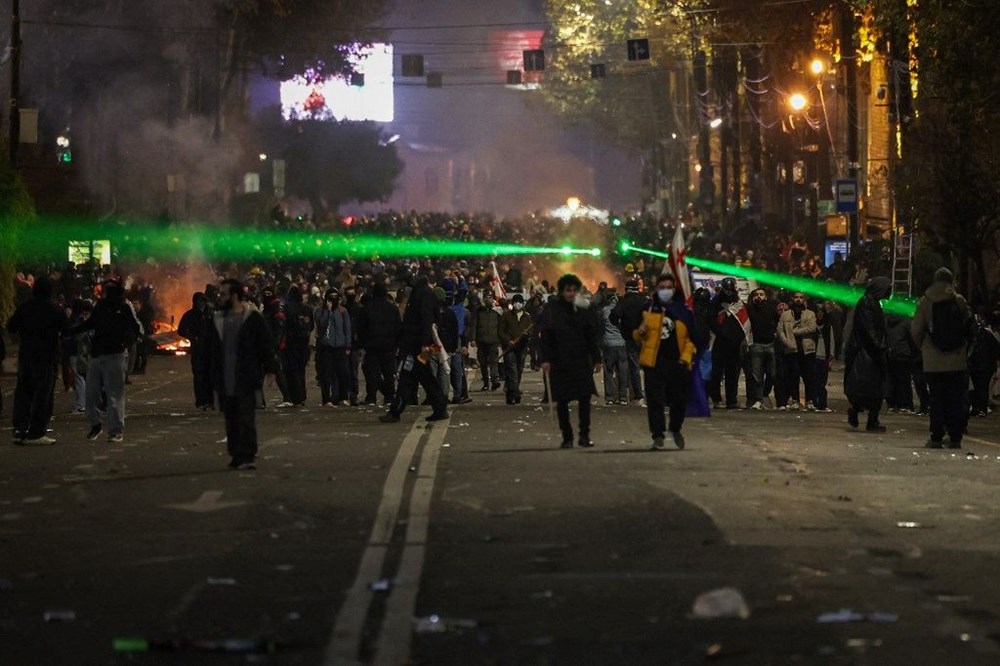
499,293 -> 533,405
206,279 -> 277,469
343,285 -> 363,405
610,279 -> 647,402
539,274 -> 601,448
314,288 -> 352,406
472,295 -> 502,391
7,277 -> 67,444
380,277 -> 449,423
746,288 -> 778,410
358,282 -> 401,405
282,286 -> 314,406
69,280 -> 142,442
709,277 -> 749,409
178,292 -> 213,410
844,277 -> 891,433
261,286 -> 293,406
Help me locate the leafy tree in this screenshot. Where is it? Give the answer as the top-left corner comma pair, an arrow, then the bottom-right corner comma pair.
258,114 -> 402,216
0,164 -> 36,323
857,0 -> 1000,299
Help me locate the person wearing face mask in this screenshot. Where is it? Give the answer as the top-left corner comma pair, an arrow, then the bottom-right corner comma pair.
314,289 -> 352,406
746,288 -> 779,410
282,286 -> 314,407
777,292 -> 819,410
205,279 -> 277,469
498,293 -> 534,405
632,275 -> 697,450
539,274 -> 602,448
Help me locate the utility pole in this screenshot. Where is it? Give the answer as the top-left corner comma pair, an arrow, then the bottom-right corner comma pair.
839,2 -> 860,254
9,0 -> 21,167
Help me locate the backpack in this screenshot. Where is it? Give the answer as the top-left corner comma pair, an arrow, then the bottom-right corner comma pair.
928,299 -> 970,352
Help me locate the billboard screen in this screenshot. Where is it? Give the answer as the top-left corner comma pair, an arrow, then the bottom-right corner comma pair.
280,44 -> 394,122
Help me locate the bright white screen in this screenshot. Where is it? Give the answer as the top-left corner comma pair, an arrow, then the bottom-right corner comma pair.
280,44 -> 394,122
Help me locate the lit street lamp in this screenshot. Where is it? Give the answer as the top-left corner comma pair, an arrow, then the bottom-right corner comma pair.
788,93 -> 808,112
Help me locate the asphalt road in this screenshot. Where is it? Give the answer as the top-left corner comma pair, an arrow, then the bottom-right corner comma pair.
2,354 -> 1000,665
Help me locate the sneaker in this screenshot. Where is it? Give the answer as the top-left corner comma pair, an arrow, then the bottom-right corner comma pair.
425,412 -> 449,422
559,439 -> 574,449
276,401 -> 295,408
777,405 -> 787,411
577,437 -> 594,448
379,413 -> 401,424
236,461 -> 257,470
605,399 -> 616,406
847,408 -> 859,429
25,436 -> 57,445
638,399 -> 647,408
712,401 -> 724,410
650,436 -> 665,451
108,434 -> 124,443
490,382 -> 501,391
788,402 -> 801,411
924,438 -> 943,449
946,440 -> 962,449
459,396 -> 473,404
805,401 -> 817,411
339,400 -> 350,407
749,401 -> 763,411
86,424 -> 103,441
73,407 -> 86,414
671,431 -> 686,450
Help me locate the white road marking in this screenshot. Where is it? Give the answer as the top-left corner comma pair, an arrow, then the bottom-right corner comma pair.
324,418 -> 427,665
373,421 -> 449,666
162,490 -> 246,513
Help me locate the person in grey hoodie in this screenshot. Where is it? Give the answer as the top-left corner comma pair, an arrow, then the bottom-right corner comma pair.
600,291 -> 629,405
911,268 -> 972,448
314,288 -> 352,406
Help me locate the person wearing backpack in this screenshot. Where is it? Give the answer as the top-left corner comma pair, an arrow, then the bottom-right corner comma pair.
911,268 -> 972,448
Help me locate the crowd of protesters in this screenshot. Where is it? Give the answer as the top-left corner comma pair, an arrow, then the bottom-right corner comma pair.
4,210 -> 1000,459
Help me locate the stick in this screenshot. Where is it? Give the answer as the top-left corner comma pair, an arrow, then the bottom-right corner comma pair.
543,367 -> 554,427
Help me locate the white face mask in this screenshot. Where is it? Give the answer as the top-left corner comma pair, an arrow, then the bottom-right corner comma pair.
658,288 -> 675,303
574,294 -> 590,309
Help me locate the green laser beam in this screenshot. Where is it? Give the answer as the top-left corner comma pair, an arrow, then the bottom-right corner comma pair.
14,220 -> 602,262
622,243 -> 918,317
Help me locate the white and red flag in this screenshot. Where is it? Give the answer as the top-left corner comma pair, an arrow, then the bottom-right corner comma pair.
667,225 -> 692,303
490,261 -> 508,301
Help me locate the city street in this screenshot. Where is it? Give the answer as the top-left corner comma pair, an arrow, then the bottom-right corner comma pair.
2,356 -> 1000,664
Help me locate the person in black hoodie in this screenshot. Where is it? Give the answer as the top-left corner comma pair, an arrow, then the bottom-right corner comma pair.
69,280 -> 142,443
282,285 -> 314,406
205,279 -> 277,469
7,277 -> 67,444
610,278 -> 647,402
358,282 -> 401,405
746,288 -> 779,410
260,286 -> 293,406
379,276 -> 449,423
178,292 -> 214,410
539,274 -> 602,448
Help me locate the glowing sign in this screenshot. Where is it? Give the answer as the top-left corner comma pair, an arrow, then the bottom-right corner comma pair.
281,44 -> 394,122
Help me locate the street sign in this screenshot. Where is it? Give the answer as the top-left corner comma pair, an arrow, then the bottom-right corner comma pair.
627,39 -> 650,61
836,179 -> 859,214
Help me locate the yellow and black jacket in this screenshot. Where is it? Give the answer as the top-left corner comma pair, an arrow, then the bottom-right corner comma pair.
632,302 -> 697,370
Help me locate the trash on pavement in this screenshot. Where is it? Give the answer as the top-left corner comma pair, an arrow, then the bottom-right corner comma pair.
691,587 -> 750,619
43,610 -> 76,622
206,577 -> 237,586
896,521 -> 924,529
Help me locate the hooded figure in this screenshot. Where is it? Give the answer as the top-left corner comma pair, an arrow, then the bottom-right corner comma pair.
843,276 -> 891,432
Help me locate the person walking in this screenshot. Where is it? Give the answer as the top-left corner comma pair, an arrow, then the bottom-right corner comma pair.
379,277 -> 449,423
539,274 -> 602,448
844,277 -> 891,433
7,277 -> 67,445
178,292 -> 214,410
499,293 -> 533,405
599,291 -> 629,405
631,274 -> 697,450
69,280 -> 142,443
912,268 -> 973,448
206,279 -> 277,469
472,294 -> 502,391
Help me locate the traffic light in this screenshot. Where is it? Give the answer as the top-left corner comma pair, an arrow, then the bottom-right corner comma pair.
56,132 -> 72,164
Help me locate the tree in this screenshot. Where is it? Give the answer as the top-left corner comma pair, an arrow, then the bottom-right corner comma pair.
857,0 -> 1000,299
259,115 -> 402,216
0,164 -> 36,323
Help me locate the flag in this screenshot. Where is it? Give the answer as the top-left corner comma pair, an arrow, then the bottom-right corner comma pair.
668,225 -> 692,302
490,261 -> 508,301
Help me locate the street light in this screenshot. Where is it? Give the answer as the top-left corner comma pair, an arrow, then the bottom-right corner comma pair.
788,93 -> 808,112
810,58 -> 826,76
709,117 -> 723,129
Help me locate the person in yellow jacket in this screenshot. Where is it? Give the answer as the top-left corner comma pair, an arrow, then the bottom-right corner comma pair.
632,274 -> 697,450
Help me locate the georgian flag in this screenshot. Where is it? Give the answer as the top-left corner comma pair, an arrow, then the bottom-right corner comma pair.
668,225 -> 692,302
490,261 -> 508,301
